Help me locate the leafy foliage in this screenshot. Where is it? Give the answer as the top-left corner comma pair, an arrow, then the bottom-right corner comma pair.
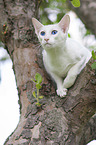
91,51 -> 96,70
68,33 -> 71,38
84,29 -> 91,37
40,0 -> 68,25
32,73 -> 44,107
91,62 -> 96,70
92,50 -> 96,60
70,0 -> 80,7
40,0 -> 80,25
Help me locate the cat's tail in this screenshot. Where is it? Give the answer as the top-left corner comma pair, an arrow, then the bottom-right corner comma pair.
86,50 -> 92,64
79,49 -> 91,74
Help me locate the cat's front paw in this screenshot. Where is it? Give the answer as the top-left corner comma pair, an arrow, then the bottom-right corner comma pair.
56,88 -> 67,97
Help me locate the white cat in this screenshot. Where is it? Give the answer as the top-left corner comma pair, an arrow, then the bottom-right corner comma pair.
32,15 -> 91,97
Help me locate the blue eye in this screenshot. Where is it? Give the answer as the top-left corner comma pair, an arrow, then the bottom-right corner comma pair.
41,31 -> 45,36
52,30 -> 58,35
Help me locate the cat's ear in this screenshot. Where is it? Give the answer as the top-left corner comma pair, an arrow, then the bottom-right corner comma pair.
32,18 -> 43,35
58,15 -> 70,33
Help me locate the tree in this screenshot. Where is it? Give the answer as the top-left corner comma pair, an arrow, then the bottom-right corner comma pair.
0,0 -> 95,144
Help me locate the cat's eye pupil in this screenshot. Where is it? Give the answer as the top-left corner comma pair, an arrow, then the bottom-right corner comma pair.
52,30 -> 58,35
41,31 -> 45,36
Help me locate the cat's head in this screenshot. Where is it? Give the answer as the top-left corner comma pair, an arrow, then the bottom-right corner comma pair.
32,15 -> 70,50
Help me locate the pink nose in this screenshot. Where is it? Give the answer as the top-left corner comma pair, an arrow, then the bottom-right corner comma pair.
44,38 -> 49,42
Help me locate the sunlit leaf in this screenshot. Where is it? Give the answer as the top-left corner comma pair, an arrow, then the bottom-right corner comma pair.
36,102 -> 41,106
35,73 -> 42,84
31,78 -> 36,83
36,84 -> 42,90
92,50 -> 96,60
84,29 -> 91,36
32,91 -> 36,98
39,96 -> 44,99
68,33 -> 71,38
71,0 -> 80,7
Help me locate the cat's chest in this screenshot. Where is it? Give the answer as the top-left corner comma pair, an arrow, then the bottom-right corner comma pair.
43,50 -> 75,76
49,55 -> 68,68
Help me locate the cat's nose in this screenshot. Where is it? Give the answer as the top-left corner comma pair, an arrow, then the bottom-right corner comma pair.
44,38 -> 49,42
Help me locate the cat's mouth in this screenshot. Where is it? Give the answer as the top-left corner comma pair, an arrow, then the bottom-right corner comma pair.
44,42 -> 51,46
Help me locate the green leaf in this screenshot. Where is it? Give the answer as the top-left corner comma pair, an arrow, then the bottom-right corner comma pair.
91,62 -> 96,70
35,73 -> 42,84
85,30 -> 91,36
36,102 -> 41,106
31,78 -> 36,83
71,0 -> 80,7
32,91 -> 36,98
68,33 -> 71,38
39,96 -> 44,99
92,51 -> 96,60
36,84 -> 42,90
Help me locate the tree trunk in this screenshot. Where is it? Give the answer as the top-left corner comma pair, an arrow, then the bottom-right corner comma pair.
0,0 -> 96,145
68,0 -> 96,36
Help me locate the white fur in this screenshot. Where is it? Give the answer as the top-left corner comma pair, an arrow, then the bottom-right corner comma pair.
32,15 -> 91,97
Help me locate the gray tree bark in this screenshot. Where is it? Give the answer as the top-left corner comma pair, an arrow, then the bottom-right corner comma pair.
68,0 -> 96,143
0,0 -> 96,145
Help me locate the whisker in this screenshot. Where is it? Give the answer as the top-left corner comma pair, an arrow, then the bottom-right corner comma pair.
33,38 -> 66,50
32,43 -> 42,49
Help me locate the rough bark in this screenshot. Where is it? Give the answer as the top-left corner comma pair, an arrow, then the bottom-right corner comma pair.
0,0 -> 96,145
68,0 -> 96,36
